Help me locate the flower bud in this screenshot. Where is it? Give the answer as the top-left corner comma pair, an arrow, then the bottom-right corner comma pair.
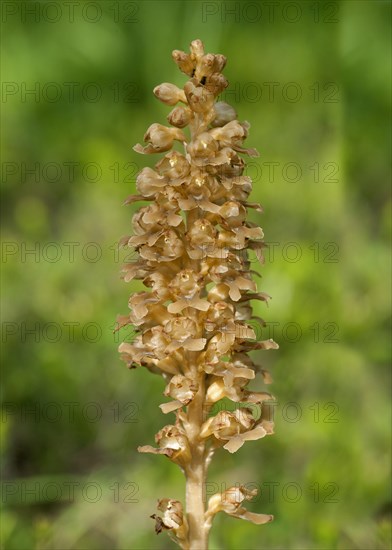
145,123 -> 185,148
209,120 -> 246,144
211,101 -> 237,127
172,50 -> 194,76
195,53 -> 215,79
154,83 -> 186,105
195,53 -> 227,82
190,39 -> 204,59
204,72 -> 229,96
134,124 -> 186,154
213,54 -> 227,73
167,106 -> 191,128
206,379 -> 226,403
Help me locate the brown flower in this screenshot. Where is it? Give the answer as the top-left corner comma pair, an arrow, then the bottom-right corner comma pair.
119,39 -> 278,548
160,374 -> 199,414
138,424 -> 191,467
134,123 -> 186,154
206,485 -> 273,525
199,407 -> 273,453
151,498 -> 188,545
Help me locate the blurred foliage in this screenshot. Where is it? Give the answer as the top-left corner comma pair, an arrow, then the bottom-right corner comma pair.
1,1 -> 391,549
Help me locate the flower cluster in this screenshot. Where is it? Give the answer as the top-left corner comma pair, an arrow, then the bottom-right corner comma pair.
119,39 -> 277,549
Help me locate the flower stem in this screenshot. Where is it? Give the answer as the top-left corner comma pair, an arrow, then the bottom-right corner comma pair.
185,372 -> 209,549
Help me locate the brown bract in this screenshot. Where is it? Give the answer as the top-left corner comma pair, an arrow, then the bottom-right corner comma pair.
119,39 -> 278,549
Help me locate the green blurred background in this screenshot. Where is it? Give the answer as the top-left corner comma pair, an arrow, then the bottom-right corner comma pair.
1,1 -> 391,549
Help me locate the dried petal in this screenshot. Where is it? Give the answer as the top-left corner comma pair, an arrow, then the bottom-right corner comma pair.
161,374 -> 198,413
136,167 -> 167,197
206,485 -> 273,525
151,498 -> 188,543
139,424 -> 191,467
